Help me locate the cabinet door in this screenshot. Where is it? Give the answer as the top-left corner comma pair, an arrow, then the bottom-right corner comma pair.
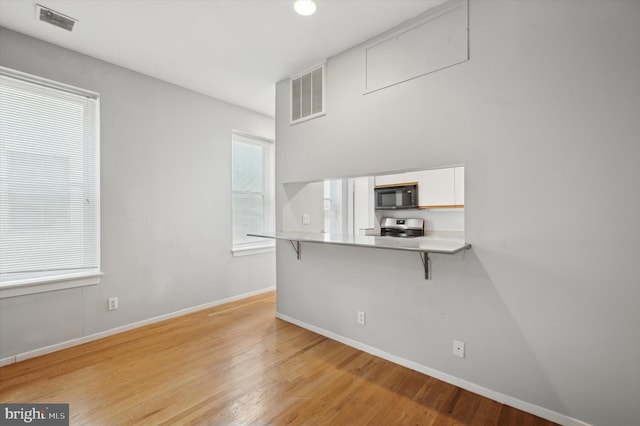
417,168 -> 455,207
375,172 -> 418,187
352,176 -> 375,233
454,166 -> 464,206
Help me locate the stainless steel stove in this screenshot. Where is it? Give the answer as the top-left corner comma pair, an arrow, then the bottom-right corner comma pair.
380,217 -> 424,238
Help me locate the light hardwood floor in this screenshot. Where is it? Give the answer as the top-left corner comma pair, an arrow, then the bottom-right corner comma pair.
0,291 -> 557,425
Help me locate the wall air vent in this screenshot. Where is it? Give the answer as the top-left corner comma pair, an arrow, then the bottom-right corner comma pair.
36,4 -> 77,32
290,62 -> 325,124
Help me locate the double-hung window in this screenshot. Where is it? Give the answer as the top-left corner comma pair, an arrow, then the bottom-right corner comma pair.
231,131 -> 274,255
0,67 -> 101,298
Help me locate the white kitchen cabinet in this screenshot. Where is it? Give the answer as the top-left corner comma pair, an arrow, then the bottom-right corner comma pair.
417,168 -> 454,207
351,176 -> 375,234
454,166 -> 464,206
375,167 -> 464,208
375,171 -> 418,187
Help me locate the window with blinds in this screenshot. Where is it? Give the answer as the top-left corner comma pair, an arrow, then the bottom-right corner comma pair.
231,132 -> 274,254
0,67 -> 100,292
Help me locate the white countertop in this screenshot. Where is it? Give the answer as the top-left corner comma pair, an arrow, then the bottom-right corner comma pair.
247,231 -> 470,254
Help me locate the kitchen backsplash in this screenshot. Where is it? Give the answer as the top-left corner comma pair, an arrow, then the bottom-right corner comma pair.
374,208 -> 464,239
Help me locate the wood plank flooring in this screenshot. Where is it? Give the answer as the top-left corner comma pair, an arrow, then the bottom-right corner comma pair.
0,291 -> 557,425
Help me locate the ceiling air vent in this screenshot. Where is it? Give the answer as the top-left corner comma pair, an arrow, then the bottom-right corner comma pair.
290,62 -> 325,124
36,4 -> 77,32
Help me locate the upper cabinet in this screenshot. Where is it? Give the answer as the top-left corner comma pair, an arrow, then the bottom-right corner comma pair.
374,166 -> 464,208
374,171 -> 418,187
454,166 -> 464,206
417,168 -> 454,208
416,166 -> 464,209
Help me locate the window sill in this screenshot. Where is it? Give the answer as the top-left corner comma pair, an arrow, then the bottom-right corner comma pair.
232,243 -> 275,257
0,270 -> 103,299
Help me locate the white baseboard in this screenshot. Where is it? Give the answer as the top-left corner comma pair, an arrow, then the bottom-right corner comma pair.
275,312 -> 591,426
0,286 -> 275,368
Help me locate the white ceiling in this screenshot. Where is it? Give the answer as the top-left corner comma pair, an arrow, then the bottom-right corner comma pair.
0,0 -> 447,117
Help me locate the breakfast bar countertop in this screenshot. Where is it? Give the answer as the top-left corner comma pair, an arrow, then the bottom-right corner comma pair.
247,231 -> 470,254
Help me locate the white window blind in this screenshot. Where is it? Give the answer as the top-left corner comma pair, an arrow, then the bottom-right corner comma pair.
0,67 -> 100,288
231,132 -> 274,253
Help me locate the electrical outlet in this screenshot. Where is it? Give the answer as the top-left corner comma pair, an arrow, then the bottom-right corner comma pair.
357,311 -> 366,325
453,340 -> 465,358
302,213 -> 311,225
108,297 -> 119,311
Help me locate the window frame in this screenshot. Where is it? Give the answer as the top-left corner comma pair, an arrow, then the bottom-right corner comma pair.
231,131 -> 275,256
0,66 -> 102,299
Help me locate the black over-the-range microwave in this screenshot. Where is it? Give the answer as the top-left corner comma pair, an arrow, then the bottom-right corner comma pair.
374,184 -> 418,210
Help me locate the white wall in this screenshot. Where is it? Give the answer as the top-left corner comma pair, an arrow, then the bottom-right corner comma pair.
281,181 -> 325,232
275,1 -> 640,425
0,27 -> 275,360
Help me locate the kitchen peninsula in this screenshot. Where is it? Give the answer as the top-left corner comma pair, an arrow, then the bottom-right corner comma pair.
248,231 -> 470,279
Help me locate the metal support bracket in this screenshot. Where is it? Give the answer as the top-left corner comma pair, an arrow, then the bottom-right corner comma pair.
419,252 -> 431,280
290,240 -> 301,260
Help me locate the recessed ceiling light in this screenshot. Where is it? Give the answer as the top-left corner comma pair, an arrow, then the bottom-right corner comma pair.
294,0 -> 317,16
